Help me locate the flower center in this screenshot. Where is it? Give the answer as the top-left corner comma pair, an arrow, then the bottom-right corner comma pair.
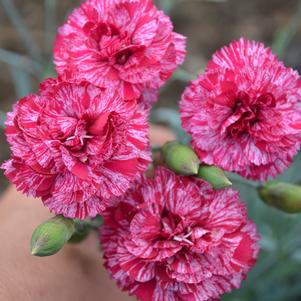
173,228 -> 193,246
64,120 -> 92,151
98,22 -> 120,37
93,22 -> 133,64
222,91 -> 276,137
66,134 -> 93,145
115,48 -> 133,65
159,209 -> 195,246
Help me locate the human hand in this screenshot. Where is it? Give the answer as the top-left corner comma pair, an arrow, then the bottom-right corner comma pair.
0,125 -> 175,301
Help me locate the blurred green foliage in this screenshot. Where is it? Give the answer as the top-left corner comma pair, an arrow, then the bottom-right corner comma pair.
223,154 -> 301,301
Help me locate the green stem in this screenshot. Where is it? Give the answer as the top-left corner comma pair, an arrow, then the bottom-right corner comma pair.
0,0 -> 42,62
152,146 -> 161,153
69,216 -> 103,244
272,2 -> 301,58
0,110 -> 6,129
0,48 -> 41,74
74,216 -> 103,230
229,175 -> 259,189
159,0 -> 175,14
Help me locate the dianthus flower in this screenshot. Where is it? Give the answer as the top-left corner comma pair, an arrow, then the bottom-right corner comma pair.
101,167 -> 259,301
180,38 -> 301,181
2,78 -> 151,219
54,0 -> 186,102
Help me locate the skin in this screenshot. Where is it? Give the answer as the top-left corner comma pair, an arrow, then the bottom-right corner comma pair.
0,126 -> 175,301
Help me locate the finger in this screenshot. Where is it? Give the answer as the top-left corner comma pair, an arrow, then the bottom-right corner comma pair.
150,124 -> 176,147
0,187 -> 134,301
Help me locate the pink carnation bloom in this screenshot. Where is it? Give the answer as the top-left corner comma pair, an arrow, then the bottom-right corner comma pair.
54,0 -> 186,102
180,38 -> 301,181
101,167 -> 259,301
2,78 -> 151,219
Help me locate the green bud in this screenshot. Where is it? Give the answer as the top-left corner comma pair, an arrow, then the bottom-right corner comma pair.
161,141 -> 200,175
31,216 -> 75,257
197,165 -> 232,190
258,182 -> 301,214
68,228 -> 89,244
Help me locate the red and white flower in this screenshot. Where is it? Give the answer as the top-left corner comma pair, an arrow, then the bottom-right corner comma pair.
54,0 -> 186,102
180,38 -> 301,181
2,78 -> 151,219
101,167 -> 259,301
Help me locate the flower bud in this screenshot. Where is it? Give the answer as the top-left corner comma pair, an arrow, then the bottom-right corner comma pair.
161,141 -> 200,175
197,165 -> 232,190
31,216 -> 75,257
258,182 -> 301,213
